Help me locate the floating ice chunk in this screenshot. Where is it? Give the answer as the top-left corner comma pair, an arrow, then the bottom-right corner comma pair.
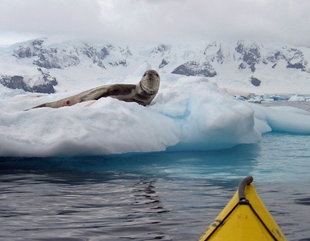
0,76 -> 263,156
250,104 -> 310,134
289,95 -> 306,101
267,106 -> 310,134
0,74 -> 309,157
235,95 -> 246,101
0,98 -> 179,156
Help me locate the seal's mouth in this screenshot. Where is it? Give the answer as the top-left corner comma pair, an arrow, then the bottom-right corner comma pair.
140,81 -> 158,95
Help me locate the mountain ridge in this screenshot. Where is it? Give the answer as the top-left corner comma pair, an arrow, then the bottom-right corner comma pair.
0,38 -> 309,94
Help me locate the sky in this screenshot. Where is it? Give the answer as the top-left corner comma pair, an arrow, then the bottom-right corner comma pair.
0,0 -> 310,46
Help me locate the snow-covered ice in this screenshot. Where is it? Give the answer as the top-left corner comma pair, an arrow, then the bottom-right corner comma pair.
1,68 -> 310,157
289,95 -> 306,102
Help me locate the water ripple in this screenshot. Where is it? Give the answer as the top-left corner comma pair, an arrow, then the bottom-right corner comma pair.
0,133 -> 310,240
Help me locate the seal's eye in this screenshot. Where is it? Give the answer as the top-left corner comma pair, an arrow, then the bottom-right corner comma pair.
143,73 -> 147,77
155,73 -> 159,77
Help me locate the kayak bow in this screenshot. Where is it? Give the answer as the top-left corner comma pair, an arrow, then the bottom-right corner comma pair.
199,176 -> 288,241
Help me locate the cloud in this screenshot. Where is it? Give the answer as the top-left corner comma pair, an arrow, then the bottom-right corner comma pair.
0,0 -> 103,41
0,0 -> 309,46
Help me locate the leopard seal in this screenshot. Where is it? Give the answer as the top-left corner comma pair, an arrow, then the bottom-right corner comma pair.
32,70 -> 160,109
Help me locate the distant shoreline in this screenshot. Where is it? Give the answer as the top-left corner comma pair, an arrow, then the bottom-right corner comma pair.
226,88 -> 310,112
261,101 -> 310,112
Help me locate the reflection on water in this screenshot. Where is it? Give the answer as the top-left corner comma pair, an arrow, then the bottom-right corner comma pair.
295,197 -> 310,206
0,134 -> 310,240
0,143 -> 260,180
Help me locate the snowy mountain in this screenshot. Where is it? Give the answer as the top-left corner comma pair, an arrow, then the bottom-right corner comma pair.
0,38 -> 310,95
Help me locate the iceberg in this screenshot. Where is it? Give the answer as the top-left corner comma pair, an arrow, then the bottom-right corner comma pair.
250,104 -> 310,134
0,72 -> 309,157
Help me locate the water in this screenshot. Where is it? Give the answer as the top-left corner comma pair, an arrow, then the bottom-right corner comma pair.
0,133 -> 310,241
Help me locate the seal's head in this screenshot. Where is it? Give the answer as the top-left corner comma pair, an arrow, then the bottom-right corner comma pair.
140,70 -> 160,95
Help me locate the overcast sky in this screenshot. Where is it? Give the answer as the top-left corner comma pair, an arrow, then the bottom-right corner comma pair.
0,0 -> 309,46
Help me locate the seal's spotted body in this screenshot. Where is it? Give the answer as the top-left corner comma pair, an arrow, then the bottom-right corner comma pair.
33,70 -> 160,109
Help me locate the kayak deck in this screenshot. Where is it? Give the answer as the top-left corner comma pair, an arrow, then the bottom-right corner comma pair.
199,176 -> 288,241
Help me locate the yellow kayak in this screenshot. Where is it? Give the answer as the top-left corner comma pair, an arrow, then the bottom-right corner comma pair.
199,176 -> 288,241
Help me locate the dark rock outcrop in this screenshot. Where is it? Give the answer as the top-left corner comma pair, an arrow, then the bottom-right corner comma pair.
31,83 -> 56,93
0,75 -> 28,91
216,47 -> 225,64
14,39 -> 80,69
81,44 -> 110,68
33,52 -> 80,69
235,41 -> 261,72
159,58 -> 169,68
0,68 -> 57,93
287,63 -> 305,70
108,60 -> 127,67
239,63 -> 246,70
151,44 -> 171,55
203,42 -> 225,64
37,68 -> 58,86
285,48 -> 306,71
172,61 -> 217,77
250,76 -> 261,87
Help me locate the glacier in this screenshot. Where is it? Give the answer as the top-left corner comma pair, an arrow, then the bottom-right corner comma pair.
0,69 -> 310,157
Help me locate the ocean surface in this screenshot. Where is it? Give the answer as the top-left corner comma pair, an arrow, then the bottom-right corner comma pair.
0,132 -> 310,241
